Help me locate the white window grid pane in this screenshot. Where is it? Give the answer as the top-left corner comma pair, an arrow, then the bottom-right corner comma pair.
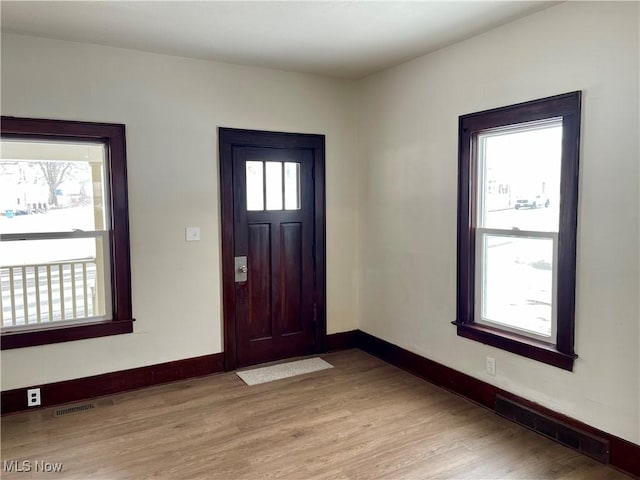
284,162 -> 300,210
474,228 -> 558,342
0,232 -> 112,331
245,161 -> 301,212
265,162 -> 283,210
246,161 -> 264,211
0,141 -> 109,234
476,118 -> 563,233
0,139 -> 113,331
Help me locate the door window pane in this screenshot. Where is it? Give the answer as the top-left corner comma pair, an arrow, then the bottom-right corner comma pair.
478,122 -> 562,232
480,234 -> 554,337
265,162 -> 283,210
246,161 -> 264,211
284,162 -> 300,210
246,160 -> 300,211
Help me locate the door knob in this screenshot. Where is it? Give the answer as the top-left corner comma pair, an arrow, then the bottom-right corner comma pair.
234,256 -> 248,282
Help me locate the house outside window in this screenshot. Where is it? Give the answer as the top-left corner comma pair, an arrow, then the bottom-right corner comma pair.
455,92 -> 581,370
0,117 -> 133,349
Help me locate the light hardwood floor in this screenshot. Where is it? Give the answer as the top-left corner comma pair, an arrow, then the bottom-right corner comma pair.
1,349 -> 630,479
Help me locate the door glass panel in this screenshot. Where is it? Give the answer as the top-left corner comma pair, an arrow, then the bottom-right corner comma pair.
284,162 -> 300,210
265,162 -> 283,210
481,234 -> 554,337
246,161 -> 264,211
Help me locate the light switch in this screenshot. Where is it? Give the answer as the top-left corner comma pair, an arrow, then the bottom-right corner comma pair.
185,227 -> 200,242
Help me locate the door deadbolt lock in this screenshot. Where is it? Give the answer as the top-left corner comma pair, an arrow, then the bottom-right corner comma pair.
234,256 -> 248,282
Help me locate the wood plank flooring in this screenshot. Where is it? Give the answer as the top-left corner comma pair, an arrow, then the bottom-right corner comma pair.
1,350 -> 630,479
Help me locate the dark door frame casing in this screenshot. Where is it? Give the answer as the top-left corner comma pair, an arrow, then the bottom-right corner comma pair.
218,127 -> 326,371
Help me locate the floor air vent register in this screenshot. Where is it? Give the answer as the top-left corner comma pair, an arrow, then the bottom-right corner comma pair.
54,403 -> 95,417
495,395 -> 609,463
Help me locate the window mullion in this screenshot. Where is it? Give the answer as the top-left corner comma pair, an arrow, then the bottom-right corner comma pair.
1,231 -> 107,242
476,227 -> 556,239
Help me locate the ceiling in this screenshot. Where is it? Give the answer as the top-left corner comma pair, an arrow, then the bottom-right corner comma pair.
1,1 -> 559,79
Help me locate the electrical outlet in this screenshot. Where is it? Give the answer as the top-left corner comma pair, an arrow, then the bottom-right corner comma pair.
486,357 -> 496,376
27,388 -> 41,407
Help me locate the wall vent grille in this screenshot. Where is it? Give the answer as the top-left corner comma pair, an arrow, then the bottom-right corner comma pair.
495,395 -> 609,463
54,403 -> 95,417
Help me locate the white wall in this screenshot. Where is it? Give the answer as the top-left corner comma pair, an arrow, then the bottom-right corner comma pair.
359,1 -> 639,444
2,0 -> 638,447
0,34 -> 361,389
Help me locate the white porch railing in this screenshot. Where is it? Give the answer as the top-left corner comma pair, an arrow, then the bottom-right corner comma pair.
1,259 -> 98,329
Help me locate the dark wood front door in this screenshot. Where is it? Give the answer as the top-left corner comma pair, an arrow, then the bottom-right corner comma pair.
219,128 -> 326,370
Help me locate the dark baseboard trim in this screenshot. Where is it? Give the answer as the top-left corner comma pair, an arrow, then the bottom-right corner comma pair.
355,330 -> 640,479
1,332 -> 356,416
2,331 -> 637,478
326,330 -> 359,351
1,332 -> 357,415
1,353 -> 224,416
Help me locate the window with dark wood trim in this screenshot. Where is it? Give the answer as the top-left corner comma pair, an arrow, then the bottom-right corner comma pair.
454,92 -> 581,370
1,117 -> 133,349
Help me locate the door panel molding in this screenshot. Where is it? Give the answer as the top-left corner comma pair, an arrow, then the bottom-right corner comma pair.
219,128 -> 326,371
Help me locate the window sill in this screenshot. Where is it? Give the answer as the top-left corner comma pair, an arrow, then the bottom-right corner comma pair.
452,321 -> 576,371
1,319 -> 134,349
